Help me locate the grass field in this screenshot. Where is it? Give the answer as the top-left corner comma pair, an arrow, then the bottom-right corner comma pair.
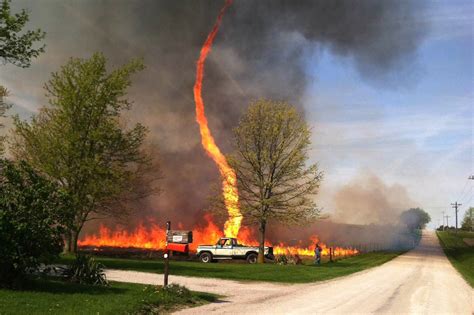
437,231 -> 474,287
59,251 -> 403,284
0,278 -> 216,315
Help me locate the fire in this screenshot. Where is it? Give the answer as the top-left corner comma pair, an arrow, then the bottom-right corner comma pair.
193,0 -> 241,238
78,216 -> 358,257
78,0 -> 361,260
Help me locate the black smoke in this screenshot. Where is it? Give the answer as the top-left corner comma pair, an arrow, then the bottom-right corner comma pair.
11,1 -> 426,234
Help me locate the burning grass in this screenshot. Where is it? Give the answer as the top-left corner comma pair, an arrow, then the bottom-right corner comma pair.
437,231 -> 474,287
58,251 -> 402,284
78,216 -> 359,258
0,278 -> 217,314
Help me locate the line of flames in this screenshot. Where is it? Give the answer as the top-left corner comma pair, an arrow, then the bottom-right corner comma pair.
78,216 -> 358,257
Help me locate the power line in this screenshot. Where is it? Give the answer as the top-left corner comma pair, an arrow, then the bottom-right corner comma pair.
457,179 -> 470,201
462,194 -> 473,206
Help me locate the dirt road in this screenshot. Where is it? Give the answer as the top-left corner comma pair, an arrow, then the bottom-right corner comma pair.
107,231 -> 472,314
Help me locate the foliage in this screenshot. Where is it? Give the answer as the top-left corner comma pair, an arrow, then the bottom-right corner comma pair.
0,86 -> 9,155
11,53 -> 161,252
400,207 -> 431,231
0,0 -> 45,68
226,99 -> 323,262
0,159 -> 70,288
461,208 -> 473,231
275,254 -> 302,265
138,284 -> 208,314
437,231 -> 474,287
0,279 -> 216,315
63,254 -> 108,286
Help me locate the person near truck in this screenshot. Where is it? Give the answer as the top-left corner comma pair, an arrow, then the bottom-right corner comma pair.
314,243 -> 322,265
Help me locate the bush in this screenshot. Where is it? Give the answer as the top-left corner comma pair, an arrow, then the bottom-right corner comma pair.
64,254 -> 108,286
275,254 -> 302,265
0,160 -> 69,288
138,284 -> 193,314
276,254 -> 289,265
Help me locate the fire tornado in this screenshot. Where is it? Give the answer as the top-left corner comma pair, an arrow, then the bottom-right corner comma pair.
193,0 -> 242,237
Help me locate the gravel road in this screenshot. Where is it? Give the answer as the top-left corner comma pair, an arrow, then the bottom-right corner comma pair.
107,231 -> 472,314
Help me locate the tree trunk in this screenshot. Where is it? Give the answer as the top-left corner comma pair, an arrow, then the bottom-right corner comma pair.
258,220 -> 266,263
63,230 -> 73,254
72,229 -> 80,254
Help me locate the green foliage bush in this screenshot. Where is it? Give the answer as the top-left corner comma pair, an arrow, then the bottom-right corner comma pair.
0,159 -> 69,288
64,254 -> 108,286
138,284 -> 193,314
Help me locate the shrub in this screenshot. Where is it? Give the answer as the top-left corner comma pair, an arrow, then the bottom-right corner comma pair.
138,284 -> 193,314
275,253 -> 302,265
276,254 -> 288,265
64,254 -> 108,286
0,159 -> 69,288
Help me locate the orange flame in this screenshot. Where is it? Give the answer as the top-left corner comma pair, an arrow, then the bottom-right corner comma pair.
78,216 -> 358,257
193,0 -> 241,237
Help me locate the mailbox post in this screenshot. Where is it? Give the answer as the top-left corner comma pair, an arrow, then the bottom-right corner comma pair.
164,221 -> 171,286
163,222 -> 192,286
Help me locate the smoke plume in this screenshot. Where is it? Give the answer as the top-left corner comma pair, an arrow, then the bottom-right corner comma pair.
332,172 -> 416,225
8,1 -> 426,232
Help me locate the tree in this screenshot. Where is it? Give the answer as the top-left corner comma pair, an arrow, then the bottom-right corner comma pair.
0,159 -> 71,288
461,208 -> 473,231
0,86 -> 9,155
400,208 -> 431,231
11,53 -> 160,253
227,99 -> 323,263
0,0 -> 45,68
0,0 -> 45,154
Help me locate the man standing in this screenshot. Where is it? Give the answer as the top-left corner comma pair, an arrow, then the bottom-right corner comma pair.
314,243 -> 322,265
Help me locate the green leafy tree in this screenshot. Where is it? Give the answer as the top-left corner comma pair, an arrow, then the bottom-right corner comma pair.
400,208 -> 431,231
0,159 -> 71,288
11,53 -> 160,253
0,0 -> 45,154
0,86 -> 9,155
0,0 -> 45,68
461,208 -> 473,231
227,99 -> 323,263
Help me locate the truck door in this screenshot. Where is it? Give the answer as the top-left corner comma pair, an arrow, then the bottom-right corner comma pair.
215,238 -> 233,257
231,238 -> 246,257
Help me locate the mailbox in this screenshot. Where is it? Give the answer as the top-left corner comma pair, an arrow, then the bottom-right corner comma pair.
166,230 -> 193,244
166,230 -> 193,254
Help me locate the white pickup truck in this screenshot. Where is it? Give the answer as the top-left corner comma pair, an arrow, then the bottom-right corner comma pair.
197,237 -> 274,264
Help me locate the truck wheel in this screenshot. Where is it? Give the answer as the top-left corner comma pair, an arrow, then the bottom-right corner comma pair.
200,252 -> 213,263
246,253 -> 258,264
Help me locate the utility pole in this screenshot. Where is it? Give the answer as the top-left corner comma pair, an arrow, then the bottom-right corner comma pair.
442,211 -> 445,230
445,215 -> 450,229
451,202 -> 462,232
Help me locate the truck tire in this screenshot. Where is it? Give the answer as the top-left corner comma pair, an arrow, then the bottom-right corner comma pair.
246,253 -> 258,264
200,252 -> 213,263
